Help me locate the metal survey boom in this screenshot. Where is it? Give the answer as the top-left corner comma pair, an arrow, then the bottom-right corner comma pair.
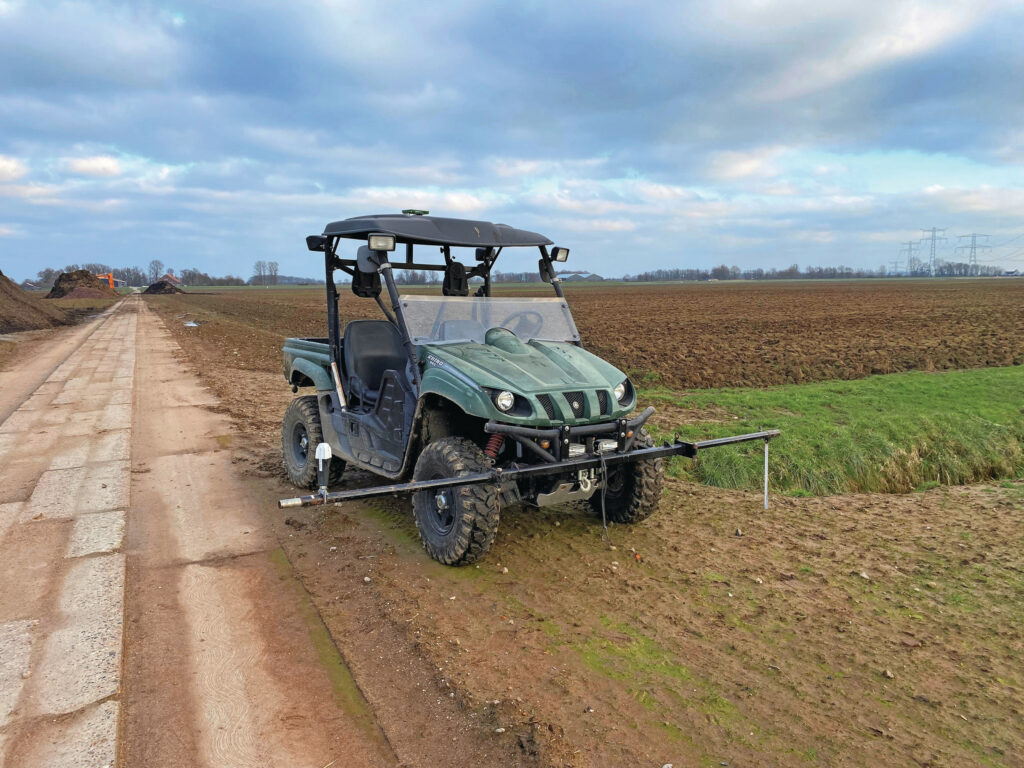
279,428 -> 780,508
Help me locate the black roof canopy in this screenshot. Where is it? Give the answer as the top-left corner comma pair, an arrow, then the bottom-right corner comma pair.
322,213 -> 553,248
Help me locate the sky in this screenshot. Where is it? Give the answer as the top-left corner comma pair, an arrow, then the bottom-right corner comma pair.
2,0 -> 1024,282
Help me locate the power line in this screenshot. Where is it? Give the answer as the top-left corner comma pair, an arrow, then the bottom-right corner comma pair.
989,232 -> 1024,249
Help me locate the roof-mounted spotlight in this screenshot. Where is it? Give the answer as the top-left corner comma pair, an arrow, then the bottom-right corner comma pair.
368,233 -> 396,252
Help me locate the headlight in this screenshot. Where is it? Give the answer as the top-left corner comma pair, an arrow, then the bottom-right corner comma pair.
614,381 -> 627,402
494,390 -> 515,412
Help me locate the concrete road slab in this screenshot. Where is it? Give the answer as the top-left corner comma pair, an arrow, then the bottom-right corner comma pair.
0,410 -> 38,434
10,700 -> 118,768
34,555 -> 124,715
101,403 -> 131,430
48,430 -> 130,470
0,432 -> 17,463
0,619 -> 35,726
63,411 -> 102,436
61,377 -> 90,391
67,511 -> 125,557
0,502 -> 21,541
15,392 -> 55,411
28,461 -> 129,518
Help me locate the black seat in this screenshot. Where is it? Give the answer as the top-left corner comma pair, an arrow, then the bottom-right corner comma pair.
442,261 -> 469,296
343,320 -> 406,405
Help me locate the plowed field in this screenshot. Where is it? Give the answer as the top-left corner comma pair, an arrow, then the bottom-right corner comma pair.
148,279 -> 1024,391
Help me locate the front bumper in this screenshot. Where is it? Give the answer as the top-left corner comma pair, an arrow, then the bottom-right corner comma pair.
484,406 -> 656,462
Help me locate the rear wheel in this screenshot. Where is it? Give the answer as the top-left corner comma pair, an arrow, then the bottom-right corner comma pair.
412,437 -> 500,566
281,396 -> 345,489
588,428 -> 664,523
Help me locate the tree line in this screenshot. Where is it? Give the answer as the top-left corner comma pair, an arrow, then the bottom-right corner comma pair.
621,262 -> 1004,281
23,258 -> 1008,291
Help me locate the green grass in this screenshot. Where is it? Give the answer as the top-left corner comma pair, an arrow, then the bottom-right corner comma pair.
644,365 -> 1024,496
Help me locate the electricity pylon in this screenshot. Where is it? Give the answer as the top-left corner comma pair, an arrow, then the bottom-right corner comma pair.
920,227 -> 946,276
900,240 -> 921,275
956,234 -> 990,276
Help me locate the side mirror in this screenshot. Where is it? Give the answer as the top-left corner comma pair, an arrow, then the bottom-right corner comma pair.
306,235 -> 327,252
356,245 -> 381,273
551,246 -> 569,262
538,258 -> 554,284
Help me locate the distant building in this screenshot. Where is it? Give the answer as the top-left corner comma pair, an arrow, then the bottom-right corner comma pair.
158,273 -> 182,285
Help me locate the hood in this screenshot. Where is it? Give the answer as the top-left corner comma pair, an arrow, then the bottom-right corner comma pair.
423,337 -> 625,394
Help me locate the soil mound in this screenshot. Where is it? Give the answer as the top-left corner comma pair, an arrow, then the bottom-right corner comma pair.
47,270 -> 118,299
62,287 -> 114,299
0,269 -> 70,332
144,280 -> 184,295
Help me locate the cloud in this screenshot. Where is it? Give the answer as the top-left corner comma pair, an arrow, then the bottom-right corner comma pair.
0,154 -> 26,181
64,155 -> 122,177
707,147 -> 786,181
1,0 -> 1023,280
750,2 -> 976,101
0,1 -> 182,90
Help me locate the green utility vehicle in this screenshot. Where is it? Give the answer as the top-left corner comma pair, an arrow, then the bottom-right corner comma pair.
279,212 -> 778,565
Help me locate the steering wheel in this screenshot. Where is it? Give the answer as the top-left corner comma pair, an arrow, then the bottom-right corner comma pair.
497,310 -> 544,339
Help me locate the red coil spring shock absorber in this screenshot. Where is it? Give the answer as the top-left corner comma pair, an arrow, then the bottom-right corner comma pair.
484,434 -> 504,459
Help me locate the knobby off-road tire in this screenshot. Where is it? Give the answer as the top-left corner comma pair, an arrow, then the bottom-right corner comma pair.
281,395 -> 345,490
412,437 -> 500,566
588,427 -> 664,524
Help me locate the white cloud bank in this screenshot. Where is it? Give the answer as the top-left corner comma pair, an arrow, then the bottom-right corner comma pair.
64,155 -> 122,176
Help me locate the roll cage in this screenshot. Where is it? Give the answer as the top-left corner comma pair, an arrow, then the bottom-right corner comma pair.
306,213 -> 575,397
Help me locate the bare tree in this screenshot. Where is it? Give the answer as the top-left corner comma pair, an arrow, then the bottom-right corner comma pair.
253,260 -> 267,286
267,261 -> 279,286
148,260 -> 164,283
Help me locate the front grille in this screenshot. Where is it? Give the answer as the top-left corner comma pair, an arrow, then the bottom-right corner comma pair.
536,393 -> 556,419
565,390 -> 585,417
596,390 -> 610,415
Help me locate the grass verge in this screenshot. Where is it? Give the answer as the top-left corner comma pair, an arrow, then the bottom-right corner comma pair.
643,365 -> 1024,495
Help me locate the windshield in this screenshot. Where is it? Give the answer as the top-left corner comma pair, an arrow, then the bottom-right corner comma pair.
400,295 -> 580,345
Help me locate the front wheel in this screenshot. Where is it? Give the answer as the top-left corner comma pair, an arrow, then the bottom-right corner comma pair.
587,427 -> 664,523
281,396 -> 345,489
412,437 -> 500,566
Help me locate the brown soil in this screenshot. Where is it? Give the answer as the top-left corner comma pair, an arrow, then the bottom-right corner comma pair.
144,283 -> 1024,767
143,280 -> 183,294
46,269 -> 118,299
60,286 -> 113,299
0,269 -> 69,333
141,279 -> 1024,390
